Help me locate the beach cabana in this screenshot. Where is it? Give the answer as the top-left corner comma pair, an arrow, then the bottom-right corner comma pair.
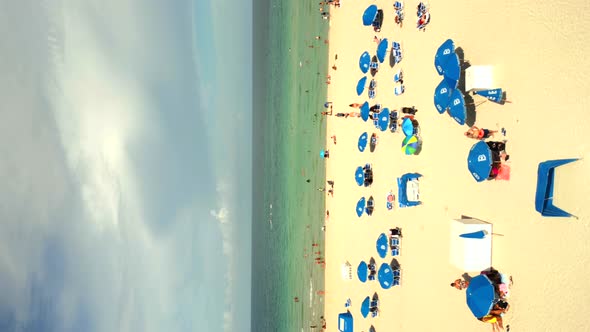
449,217 -> 492,272
338,312 -> 353,332
535,158 -> 579,218
397,173 -> 422,207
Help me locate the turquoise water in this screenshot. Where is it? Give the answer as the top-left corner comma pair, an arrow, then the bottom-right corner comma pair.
252,0 -> 330,330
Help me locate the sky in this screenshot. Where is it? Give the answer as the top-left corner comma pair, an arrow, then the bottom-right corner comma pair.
0,1 -> 251,331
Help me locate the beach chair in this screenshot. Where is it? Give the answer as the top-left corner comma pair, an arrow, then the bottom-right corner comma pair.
392,269 -> 402,286
393,49 -> 403,64
417,11 -> 430,31
389,111 -> 398,132
368,89 -> 376,99
392,41 -> 401,50
394,85 -> 405,96
394,1 -> 404,10
417,2 -> 427,16
345,298 -> 352,307
368,273 -> 376,281
393,70 -> 403,83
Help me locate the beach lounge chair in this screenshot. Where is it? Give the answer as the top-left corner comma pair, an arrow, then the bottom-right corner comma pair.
392,41 -> 401,50
389,111 -> 398,132
393,70 -> 403,83
392,49 -> 403,64
394,85 -> 405,96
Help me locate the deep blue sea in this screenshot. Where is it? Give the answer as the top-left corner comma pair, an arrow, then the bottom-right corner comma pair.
252,0 -> 330,330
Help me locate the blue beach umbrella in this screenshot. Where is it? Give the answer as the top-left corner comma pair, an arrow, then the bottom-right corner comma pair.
358,132 -> 368,152
355,166 -> 365,186
359,51 -> 371,74
460,230 -> 487,239
377,108 -> 390,132
435,39 -> 461,82
378,263 -> 394,289
402,135 -> 419,155
434,39 -> 456,75
357,261 -> 369,282
466,275 -> 496,318
467,141 -> 493,182
401,117 -> 414,137
474,88 -> 503,103
434,78 -> 456,113
361,296 -> 371,318
448,89 -> 466,125
360,101 -> 370,121
356,197 -> 367,217
442,52 -> 461,82
376,233 -> 388,258
357,76 -> 368,96
376,38 -> 388,63
363,5 -> 378,26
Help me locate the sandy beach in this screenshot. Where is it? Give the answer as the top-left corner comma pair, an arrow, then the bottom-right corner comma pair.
322,0 -> 590,331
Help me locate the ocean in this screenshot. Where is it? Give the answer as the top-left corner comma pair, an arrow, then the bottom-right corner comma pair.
252,0 -> 330,330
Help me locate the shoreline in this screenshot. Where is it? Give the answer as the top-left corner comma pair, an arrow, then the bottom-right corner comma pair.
321,1 -> 590,331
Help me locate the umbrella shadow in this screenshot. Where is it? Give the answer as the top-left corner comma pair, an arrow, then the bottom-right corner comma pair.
370,55 -> 379,77
369,257 -> 376,265
372,292 -> 379,302
389,258 -> 401,270
455,47 -> 470,92
463,92 -> 477,127
369,325 -> 376,332
462,272 -> 474,283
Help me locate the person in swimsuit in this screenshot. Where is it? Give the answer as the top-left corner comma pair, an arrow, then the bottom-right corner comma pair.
451,278 -> 470,290
465,126 -> 498,139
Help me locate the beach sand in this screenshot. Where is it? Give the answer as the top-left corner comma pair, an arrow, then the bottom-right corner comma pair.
322,0 -> 590,331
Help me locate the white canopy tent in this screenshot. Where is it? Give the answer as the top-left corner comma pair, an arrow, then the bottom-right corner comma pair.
465,65 -> 494,91
449,217 -> 492,272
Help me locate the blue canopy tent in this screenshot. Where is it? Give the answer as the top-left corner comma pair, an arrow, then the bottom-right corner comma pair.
360,101 -> 370,121
356,197 -> 367,217
467,141 -> 492,182
448,89 -> 466,125
362,5 -> 378,26
535,158 -> 579,217
378,263 -> 394,289
355,166 -> 365,186
434,78 -> 456,113
474,88 -> 503,103
361,296 -> 371,318
397,173 -> 422,207
376,38 -> 388,63
376,233 -> 388,258
357,76 -> 368,96
358,132 -> 368,152
466,274 -> 495,318
377,108 -> 390,132
357,261 -> 369,282
338,312 -> 353,332
359,51 -> 371,74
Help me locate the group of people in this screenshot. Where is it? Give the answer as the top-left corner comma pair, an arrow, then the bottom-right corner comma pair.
465,126 -> 510,180
451,267 -> 512,331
